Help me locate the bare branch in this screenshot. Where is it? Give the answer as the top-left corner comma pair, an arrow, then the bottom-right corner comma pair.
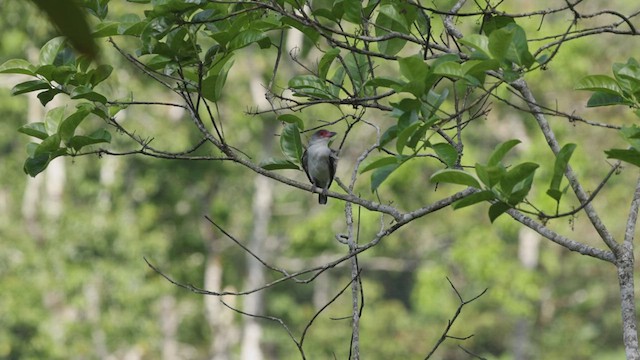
424,278 -> 487,359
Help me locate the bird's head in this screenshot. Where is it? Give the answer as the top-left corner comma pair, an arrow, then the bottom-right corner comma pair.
311,129 -> 337,142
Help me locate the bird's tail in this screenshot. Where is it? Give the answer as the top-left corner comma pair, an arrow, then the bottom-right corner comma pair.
318,193 -> 328,205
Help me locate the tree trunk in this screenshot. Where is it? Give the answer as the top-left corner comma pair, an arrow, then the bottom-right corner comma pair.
204,236 -> 238,360
240,70 -> 277,360
618,245 -> 639,359
512,228 -> 539,360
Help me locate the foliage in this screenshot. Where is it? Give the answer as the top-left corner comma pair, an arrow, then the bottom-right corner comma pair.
2,0 -> 640,359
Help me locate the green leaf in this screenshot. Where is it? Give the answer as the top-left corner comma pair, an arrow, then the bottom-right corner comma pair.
621,126 -> 640,149
289,75 -> 334,99
70,86 -> 108,103
453,190 -> 496,210
475,163 -> 505,189
18,122 -> 48,140
488,201 -> 510,223
68,129 -> 111,151
459,34 -> 491,59
432,143 -> 458,167
90,64 -> 113,86
229,29 -> 268,50
24,153 -> 53,177
500,162 -> 539,195
35,134 -> 61,155
375,3 -> 408,56
259,157 -> 300,170
0,59 -> 35,75
547,143 -> 576,202
44,107 -> 66,135
318,48 -> 340,79
379,125 -> 398,148
508,171 -> 535,205
396,122 -> 422,154
277,114 -> 304,130
202,55 -> 235,102
11,80 -> 51,96
32,0 -> 98,59
281,124 -> 303,163
407,123 -> 429,149
399,55 -> 428,81
433,61 -> 465,79
344,52 -> 368,94
364,77 -> 404,91
463,59 -> 500,85
37,88 -> 64,107
92,22 -> 120,37
342,0 -> 362,24
482,15 -> 515,35
39,37 -> 66,66
605,148 -> 640,167
59,109 -> 92,144
575,75 -> 623,95
586,91 -> 628,107
430,169 -> 481,188
361,156 -> 400,174
371,163 -> 400,192
488,23 -> 534,68
488,139 -> 521,166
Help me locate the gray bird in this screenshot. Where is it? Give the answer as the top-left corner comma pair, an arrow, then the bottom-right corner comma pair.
302,130 -> 338,204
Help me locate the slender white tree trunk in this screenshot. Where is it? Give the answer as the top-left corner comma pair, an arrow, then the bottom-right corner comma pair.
240,56 -> 277,360
512,228 -> 539,360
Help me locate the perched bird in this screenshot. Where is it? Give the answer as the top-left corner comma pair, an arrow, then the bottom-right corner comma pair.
302,129 -> 338,204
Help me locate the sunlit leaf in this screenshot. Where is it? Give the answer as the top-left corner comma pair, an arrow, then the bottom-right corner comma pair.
277,114 -> 304,130
18,122 -> 48,140
280,124 -> 303,163
432,143 -> 458,167
0,59 -> 36,75
575,75 -> 623,95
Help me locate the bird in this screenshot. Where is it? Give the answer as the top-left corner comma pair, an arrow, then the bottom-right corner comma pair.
301,129 -> 338,205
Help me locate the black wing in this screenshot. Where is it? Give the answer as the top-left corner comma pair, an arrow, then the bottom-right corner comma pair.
301,148 -> 313,183
327,149 -> 338,188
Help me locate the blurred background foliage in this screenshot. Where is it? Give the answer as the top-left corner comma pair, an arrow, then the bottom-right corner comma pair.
1,0 -> 639,359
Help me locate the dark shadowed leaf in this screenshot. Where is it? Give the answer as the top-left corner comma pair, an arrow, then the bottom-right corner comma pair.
31,0 -> 98,59
371,163 -> 400,192
547,143 -> 576,202
259,158 -> 300,170
453,190 -> 496,209
605,148 -> 640,168
430,169 -> 481,188
489,201 -> 510,223
488,139 -> 521,166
